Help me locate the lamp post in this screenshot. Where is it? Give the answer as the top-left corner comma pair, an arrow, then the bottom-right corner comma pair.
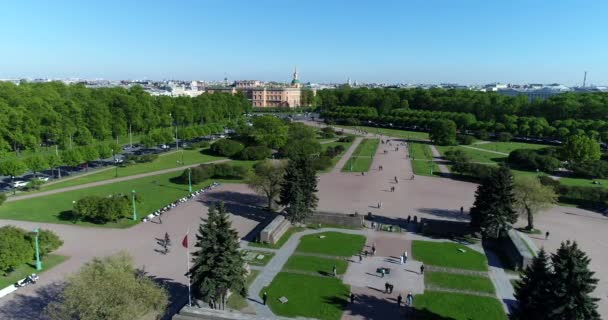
112,149 -> 118,177
33,228 -> 42,271
188,168 -> 192,193
131,190 -> 137,221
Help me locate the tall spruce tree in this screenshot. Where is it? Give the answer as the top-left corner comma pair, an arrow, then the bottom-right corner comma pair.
189,202 -> 247,309
548,241 -> 600,320
278,155 -> 318,223
513,249 -> 553,320
469,166 -> 517,238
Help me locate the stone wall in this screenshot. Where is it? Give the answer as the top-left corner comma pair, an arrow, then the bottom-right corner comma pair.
307,211 -> 363,228
500,229 -> 535,270
173,306 -> 313,320
260,215 -> 290,244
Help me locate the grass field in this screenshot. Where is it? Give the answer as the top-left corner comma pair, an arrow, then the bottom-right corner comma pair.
320,139 -> 355,173
226,270 -> 260,311
296,232 -> 366,257
37,148 -> 225,192
249,227 -> 306,249
425,272 -> 495,294
262,272 -> 349,320
412,241 -> 488,271
243,250 -> 274,267
0,254 -> 68,288
282,255 -> 348,275
0,167 -> 253,227
435,145 -> 506,164
473,141 -> 550,154
414,291 -> 507,320
337,125 -> 429,140
341,138 -> 379,172
409,143 -> 439,176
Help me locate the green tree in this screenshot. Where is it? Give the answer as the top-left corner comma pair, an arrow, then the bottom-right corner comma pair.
61,149 -> 83,168
0,226 -> 35,274
514,249 -> 553,320
34,229 -> 64,257
0,159 -> 27,178
25,155 -> 48,177
189,203 -> 247,309
98,143 -> 113,159
562,134 -> 601,164
44,252 -> 168,320
513,176 -> 558,230
548,241 -> 600,320
429,119 -> 457,146
278,156 -> 318,223
0,193 -> 5,206
47,153 -> 63,178
469,166 -> 517,238
247,159 -> 287,211
250,115 -> 289,149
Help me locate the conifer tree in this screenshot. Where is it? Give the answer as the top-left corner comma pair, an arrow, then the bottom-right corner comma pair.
189,202 -> 247,309
469,166 -> 517,238
278,155 -> 318,223
548,241 -> 600,320
513,249 -> 552,320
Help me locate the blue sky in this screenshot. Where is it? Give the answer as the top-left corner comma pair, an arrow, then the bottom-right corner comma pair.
1,0 -> 607,84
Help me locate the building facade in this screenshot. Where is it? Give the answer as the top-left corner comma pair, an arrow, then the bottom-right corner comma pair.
205,68 -> 301,107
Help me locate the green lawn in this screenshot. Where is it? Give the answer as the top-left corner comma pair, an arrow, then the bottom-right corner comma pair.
0,254 -> 68,288
319,139 -> 355,173
425,272 -> 495,294
414,291 -> 507,320
262,272 -> 349,320
282,255 -> 348,275
473,141 -> 550,154
249,227 -> 306,249
243,250 -> 274,267
412,241 -> 488,271
38,148 -> 225,192
436,145 -> 506,164
0,168 -> 252,228
226,270 -> 260,311
409,143 -> 439,176
341,138 -> 379,172
296,232 -> 366,257
337,125 -> 429,140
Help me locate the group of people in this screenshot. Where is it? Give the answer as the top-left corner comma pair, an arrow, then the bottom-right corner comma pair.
144,182 -> 221,223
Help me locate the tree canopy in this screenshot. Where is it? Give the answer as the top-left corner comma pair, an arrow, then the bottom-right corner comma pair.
513,176 -> 558,230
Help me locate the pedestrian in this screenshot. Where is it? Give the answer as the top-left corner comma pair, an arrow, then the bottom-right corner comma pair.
407,292 -> 414,306
545,231 -> 550,240
364,250 -> 368,257
411,174 -> 415,180
404,251 -> 408,264
397,293 -> 403,306
420,264 -> 425,275
262,292 -> 268,305
381,268 -> 385,278
379,202 -> 383,208
460,206 -> 464,215
372,244 -> 376,255
389,284 -> 394,294
407,215 -> 411,224
400,255 -> 404,265
359,254 -> 363,263
385,281 -> 389,293
333,264 -> 337,277
350,293 -> 355,304
158,215 -> 162,224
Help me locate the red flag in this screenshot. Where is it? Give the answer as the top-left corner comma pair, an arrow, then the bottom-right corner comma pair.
182,234 -> 188,248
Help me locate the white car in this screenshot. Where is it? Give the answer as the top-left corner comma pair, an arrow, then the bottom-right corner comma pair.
36,176 -> 50,182
11,180 -> 29,188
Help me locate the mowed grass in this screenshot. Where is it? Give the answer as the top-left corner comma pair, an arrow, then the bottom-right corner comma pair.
412,241 -> 488,271
337,125 -> 429,140
473,141 -> 550,154
341,138 -> 379,172
296,232 -> 366,257
414,291 -> 507,320
39,148 -> 225,192
262,272 -> 349,320
243,250 -> 275,267
249,227 -> 306,249
0,166 -> 253,228
425,272 -> 495,294
435,145 -> 505,164
283,255 -> 348,275
409,143 -> 439,176
226,270 -> 260,311
0,254 -> 68,288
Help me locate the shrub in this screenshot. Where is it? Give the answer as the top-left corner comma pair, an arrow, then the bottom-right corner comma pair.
212,163 -> 250,179
457,134 -> 475,145
35,229 -> 63,257
238,146 -> 272,160
0,193 -> 5,206
323,145 -> 346,158
0,226 -> 35,274
507,149 -> 561,172
314,156 -> 333,171
444,149 -> 471,164
556,184 -> 608,208
125,153 -> 158,164
186,141 -> 210,150
539,175 -> 561,190
73,194 -> 133,224
497,132 -> 513,142
571,160 -> 608,179
475,130 -> 490,140
176,163 -> 250,184
210,139 -> 245,157
452,162 -> 497,181
338,135 -> 355,143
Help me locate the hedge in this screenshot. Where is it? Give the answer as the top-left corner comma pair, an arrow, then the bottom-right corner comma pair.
210,139 -> 245,157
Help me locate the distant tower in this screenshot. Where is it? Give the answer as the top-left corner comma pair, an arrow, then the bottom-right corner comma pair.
347,77 -> 352,86
583,71 -> 587,88
291,66 -> 300,88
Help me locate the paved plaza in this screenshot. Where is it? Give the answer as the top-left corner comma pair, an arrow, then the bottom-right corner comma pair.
0,124 -> 607,318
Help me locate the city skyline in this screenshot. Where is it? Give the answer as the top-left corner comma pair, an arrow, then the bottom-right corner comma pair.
1,0 -> 607,85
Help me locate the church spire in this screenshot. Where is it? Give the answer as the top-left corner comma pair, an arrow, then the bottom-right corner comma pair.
291,66 -> 300,88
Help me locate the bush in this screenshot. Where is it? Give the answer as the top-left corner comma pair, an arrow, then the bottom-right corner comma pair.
507,149 -> 561,172
185,141 -> 210,150
452,162 -> 497,182
125,153 -> 158,164
475,130 -> 490,140
212,163 -> 250,179
539,175 -> 561,190
571,160 -> 608,179
0,193 -> 5,206
210,139 -> 245,157
176,163 -> 250,184
73,194 -> 134,224
0,226 -> 35,274
457,134 -> 475,145
323,145 -> 346,158
444,149 -> 471,164
338,135 -> 355,143
238,146 -> 272,160
497,132 -> 513,142
35,229 -> 63,257
556,184 -> 608,208
314,156 -> 333,171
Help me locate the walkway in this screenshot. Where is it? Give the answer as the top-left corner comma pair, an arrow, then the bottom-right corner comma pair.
484,248 -> 517,315
332,137 -> 363,174
461,145 -> 508,156
429,145 -> 450,174
6,159 -> 231,202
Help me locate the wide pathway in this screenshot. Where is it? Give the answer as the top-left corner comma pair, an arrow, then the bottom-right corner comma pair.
461,145 -> 508,156
429,145 -> 450,174
332,137 -> 363,174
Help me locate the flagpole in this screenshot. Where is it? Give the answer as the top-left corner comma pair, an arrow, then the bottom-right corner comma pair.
186,227 -> 191,307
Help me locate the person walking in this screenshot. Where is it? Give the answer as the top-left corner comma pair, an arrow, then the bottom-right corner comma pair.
460,206 -> 464,215
400,255 -> 404,265
420,264 -> 425,275
381,268 -> 385,278
397,293 -> 403,306
545,231 -> 550,240
385,282 -> 389,293
262,292 -> 268,305
406,292 -> 414,306
350,293 -> 355,304
333,265 -> 337,277
372,244 -> 376,256
359,254 -> 363,263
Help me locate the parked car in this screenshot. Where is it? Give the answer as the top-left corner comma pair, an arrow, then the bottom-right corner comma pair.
36,176 -> 50,182
11,180 -> 29,188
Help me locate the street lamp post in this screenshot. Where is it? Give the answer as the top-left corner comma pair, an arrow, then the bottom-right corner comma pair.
131,190 -> 137,221
112,149 -> 118,178
33,228 -> 42,271
188,167 -> 192,193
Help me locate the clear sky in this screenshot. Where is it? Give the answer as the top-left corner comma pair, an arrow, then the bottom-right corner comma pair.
1,0 -> 607,85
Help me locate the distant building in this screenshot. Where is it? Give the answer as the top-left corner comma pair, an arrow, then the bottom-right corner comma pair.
497,84 -> 571,101
206,67 -> 301,107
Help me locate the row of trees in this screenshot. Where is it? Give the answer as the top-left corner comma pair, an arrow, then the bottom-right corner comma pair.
0,226 -> 62,274
318,87 -> 608,122
72,193 -> 140,224
0,81 -> 249,153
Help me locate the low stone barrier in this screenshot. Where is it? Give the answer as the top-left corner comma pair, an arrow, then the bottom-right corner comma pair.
500,229 -> 535,270
173,306 -> 314,319
307,211 -> 363,228
260,215 -> 290,244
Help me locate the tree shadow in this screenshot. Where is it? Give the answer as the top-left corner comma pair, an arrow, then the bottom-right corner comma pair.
0,282 -> 64,320
145,274 -> 190,320
417,208 -> 469,222
198,191 -> 268,223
